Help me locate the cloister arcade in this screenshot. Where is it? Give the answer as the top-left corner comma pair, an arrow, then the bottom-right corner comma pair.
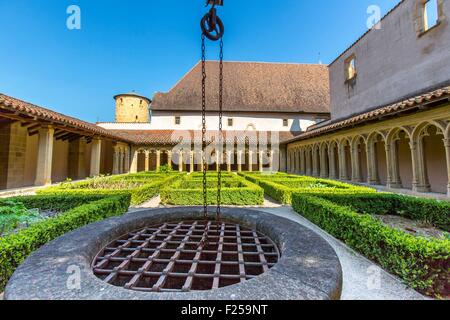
287,107 -> 450,197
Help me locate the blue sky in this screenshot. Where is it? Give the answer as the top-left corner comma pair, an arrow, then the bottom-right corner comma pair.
0,0 -> 398,122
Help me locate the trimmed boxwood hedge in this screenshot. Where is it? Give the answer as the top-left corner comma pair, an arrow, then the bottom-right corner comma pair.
0,193 -> 131,292
291,193 -> 450,298
38,174 -> 181,205
160,174 -> 264,205
303,192 -> 450,232
239,172 -> 375,204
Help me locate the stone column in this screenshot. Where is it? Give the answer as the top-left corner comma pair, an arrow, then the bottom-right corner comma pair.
144,150 -> 150,172
313,148 -> 321,177
385,141 -> 401,188
190,150 -> 194,173
124,147 -> 130,173
227,151 -> 232,172
444,139 -> 450,197
156,150 -> 161,172
89,138 -> 102,177
112,150 -> 119,175
338,144 -> 348,180
269,150 -> 274,172
216,153 -> 220,172
279,146 -> 287,173
248,151 -> 253,172
366,142 -> 379,185
351,143 -> 362,182
237,150 -> 243,172
320,147 -> 328,178
328,147 -> 337,179
197,152 -> 203,172
411,139 -> 430,193
130,148 -> 138,173
305,149 -> 312,176
299,149 -> 305,175
167,150 -> 173,170
178,151 -> 183,172
35,126 -> 55,186
259,151 -> 264,172
287,150 -> 292,173
118,151 -> 124,174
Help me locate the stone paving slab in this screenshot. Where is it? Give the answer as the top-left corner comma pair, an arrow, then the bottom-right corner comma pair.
253,205 -> 428,300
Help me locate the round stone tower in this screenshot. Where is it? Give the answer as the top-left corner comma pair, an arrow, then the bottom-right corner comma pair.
114,92 -> 151,123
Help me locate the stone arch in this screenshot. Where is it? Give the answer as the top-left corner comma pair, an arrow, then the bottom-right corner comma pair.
319,141 -> 329,178
413,122 -> 446,193
386,127 -> 413,190
351,135 -> 368,182
312,143 -> 321,177
366,131 -> 388,185
338,138 -> 351,180
328,140 -> 339,179
305,145 -> 313,176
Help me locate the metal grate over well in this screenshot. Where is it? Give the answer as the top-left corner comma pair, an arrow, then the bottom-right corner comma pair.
92,220 -> 280,292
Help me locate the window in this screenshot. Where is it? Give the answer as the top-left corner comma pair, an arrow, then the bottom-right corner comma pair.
283,119 -> 289,127
423,0 -> 439,32
175,116 -> 181,125
227,118 -> 233,127
345,55 -> 357,81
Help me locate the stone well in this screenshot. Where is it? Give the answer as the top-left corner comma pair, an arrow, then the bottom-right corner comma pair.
5,207 -> 342,300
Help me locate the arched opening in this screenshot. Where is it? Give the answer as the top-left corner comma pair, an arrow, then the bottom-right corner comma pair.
422,125 -> 446,194
374,134 -> 388,185
314,145 -> 321,177
137,151 -> 146,172
356,137 -> 368,182
161,152 -> 168,168
148,152 -> 157,171
331,141 -> 339,178
320,143 -> 329,178
396,130 -> 413,189
341,139 -> 351,180
306,147 -> 313,176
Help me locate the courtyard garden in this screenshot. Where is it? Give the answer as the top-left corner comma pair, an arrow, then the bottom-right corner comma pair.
238,172 -> 376,204
1,170 -> 449,299
38,171 -> 182,205
0,193 -> 131,291
160,172 -> 264,205
236,173 -> 450,298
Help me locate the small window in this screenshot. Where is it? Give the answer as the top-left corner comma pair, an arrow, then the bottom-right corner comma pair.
175,116 -> 181,125
228,118 -> 233,127
283,119 -> 289,127
423,0 -> 439,31
345,55 -> 357,81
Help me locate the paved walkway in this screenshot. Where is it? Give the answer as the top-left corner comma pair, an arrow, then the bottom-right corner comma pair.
131,196 -> 427,300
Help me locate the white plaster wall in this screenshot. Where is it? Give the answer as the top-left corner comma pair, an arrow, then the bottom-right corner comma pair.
98,111 -> 321,132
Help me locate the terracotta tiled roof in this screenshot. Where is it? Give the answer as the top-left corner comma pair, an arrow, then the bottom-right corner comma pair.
152,61 -> 330,114
283,86 -> 450,144
0,94 -> 132,143
110,130 -> 301,146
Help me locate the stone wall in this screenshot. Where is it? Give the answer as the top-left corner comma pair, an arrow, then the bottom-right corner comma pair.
115,95 -> 150,123
330,0 -> 450,120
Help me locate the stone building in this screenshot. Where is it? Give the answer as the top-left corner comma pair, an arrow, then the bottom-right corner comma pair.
0,62 -> 329,190
1,0 -> 449,201
284,0 -> 450,198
